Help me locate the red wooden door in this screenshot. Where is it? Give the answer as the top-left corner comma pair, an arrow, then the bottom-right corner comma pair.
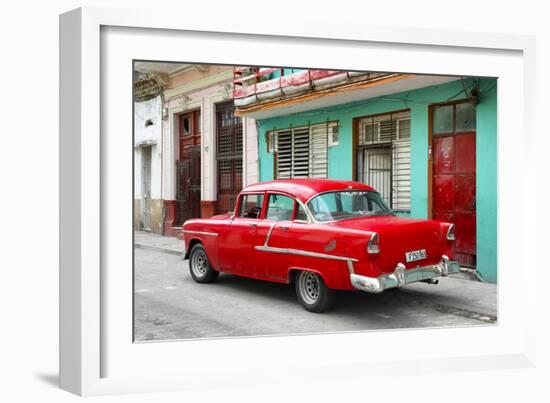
175,110 -> 201,225
431,102 -> 476,267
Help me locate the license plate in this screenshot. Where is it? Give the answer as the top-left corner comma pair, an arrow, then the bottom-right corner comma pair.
405,249 -> 427,263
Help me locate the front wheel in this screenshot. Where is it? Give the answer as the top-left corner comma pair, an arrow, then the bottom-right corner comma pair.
295,271 -> 335,313
189,243 -> 219,283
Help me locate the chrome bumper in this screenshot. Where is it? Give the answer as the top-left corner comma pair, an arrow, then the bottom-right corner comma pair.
350,255 -> 460,294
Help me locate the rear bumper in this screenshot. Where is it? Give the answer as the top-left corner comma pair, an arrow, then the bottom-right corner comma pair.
350,255 -> 460,294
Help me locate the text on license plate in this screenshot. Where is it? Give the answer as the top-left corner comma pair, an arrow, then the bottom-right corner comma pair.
405,249 -> 427,263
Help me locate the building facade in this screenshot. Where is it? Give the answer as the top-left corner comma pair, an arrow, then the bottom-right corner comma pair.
133,74 -> 164,233
234,69 -> 497,282
133,63 -> 259,237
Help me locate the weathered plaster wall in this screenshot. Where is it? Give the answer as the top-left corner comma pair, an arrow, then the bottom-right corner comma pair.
148,199 -> 164,234
162,67 -> 259,203
132,199 -> 163,234
134,96 -> 163,200
244,117 -> 259,186
133,200 -> 140,231
134,95 -> 163,233
257,78 -> 497,282
134,96 -> 162,146
166,65 -> 231,90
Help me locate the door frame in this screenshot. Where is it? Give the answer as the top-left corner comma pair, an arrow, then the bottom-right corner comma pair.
140,146 -> 152,230
428,99 -> 477,267
428,98 -> 477,219
175,108 -> 202,225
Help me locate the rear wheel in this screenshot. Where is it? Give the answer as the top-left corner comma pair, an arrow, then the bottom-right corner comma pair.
295,271 -> 335,313
189,243 -> 219,283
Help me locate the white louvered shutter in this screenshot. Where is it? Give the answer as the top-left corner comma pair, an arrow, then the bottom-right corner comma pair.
292,127 -> 310,178
275,123 -> 333,179
309,122 -> 330,178
276,129 -> 292,179
392,140 -> 411,211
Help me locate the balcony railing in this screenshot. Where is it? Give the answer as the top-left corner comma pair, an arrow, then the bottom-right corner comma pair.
233,67 -> 387,108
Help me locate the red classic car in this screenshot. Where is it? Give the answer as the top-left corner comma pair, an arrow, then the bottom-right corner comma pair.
182,179 -> 459,312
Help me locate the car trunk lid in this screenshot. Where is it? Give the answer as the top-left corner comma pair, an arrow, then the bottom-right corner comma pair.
329,215 -> 445,272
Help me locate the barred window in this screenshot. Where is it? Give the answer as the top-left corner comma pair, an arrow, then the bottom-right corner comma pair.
357,111 -> 411,212
269,121 -> 337,179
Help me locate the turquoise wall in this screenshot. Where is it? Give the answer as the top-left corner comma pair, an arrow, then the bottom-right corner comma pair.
256,77 -> 497,282
475,79 -> 498,282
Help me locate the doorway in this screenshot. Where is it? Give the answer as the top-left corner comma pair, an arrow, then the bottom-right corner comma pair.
140,146 -> 152,230
175,109 -> 201,225
430,101 -> 477,267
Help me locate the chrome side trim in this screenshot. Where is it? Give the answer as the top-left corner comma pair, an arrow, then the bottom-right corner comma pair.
264,222 -> 278,245
350,256 -> 460,294
255,245 -> 358,263
182,230 -> 219,237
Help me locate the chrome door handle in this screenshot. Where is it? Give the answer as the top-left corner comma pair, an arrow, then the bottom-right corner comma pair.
248,223 -> 257,227
280,225 -> 289,230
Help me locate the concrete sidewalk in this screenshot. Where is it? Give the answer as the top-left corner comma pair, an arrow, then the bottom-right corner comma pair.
134,231 -> 185,256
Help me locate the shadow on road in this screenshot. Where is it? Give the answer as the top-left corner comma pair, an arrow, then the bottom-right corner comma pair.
209,273 -> 496,323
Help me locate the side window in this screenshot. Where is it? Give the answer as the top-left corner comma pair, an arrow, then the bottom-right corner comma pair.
238,194 -> 264,219
294,203 -> 308,222
265,194 -> 294,222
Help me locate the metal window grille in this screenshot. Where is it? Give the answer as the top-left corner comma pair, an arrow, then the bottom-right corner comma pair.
272,121 -> 335,179
216,102 -> 243,213
357,111 -> 411,211
358,146 -> 392,205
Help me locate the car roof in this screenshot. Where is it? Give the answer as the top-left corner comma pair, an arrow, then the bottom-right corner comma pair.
241,179 -> 376,203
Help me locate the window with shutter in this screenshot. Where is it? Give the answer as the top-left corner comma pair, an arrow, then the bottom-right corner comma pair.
357,111 -> 411,212
270,122 -> 336,179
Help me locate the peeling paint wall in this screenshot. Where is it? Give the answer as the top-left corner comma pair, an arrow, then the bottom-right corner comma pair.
134,95 -> 163,233
161,66 -> 258,205
161,83 -> 231,203
244,117 -> 259,186
133,199 -> 163,234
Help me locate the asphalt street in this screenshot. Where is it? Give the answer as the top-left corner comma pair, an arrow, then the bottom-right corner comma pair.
134,247 -> 497,342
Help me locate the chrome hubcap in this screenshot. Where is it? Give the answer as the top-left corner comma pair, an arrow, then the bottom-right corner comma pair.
191,250 -> 208,277
299,272 -> 320,304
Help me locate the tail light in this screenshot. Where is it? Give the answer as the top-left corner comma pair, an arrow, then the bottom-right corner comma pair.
446,224 -> 456,241
367,233 -> 380,254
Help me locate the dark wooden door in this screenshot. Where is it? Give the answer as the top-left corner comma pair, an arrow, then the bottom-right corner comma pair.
176,110 -> 201,225
431,101 -> 477,267
216,102 -> 243,214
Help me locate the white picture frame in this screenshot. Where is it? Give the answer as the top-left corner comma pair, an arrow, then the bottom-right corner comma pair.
60,7 -> 537,396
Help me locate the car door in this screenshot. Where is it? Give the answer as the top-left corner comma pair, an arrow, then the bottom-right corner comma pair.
254,193 -> 295,281
221,193 -> 265,275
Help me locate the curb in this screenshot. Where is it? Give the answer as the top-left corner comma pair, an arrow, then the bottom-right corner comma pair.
135,243 -> 184,257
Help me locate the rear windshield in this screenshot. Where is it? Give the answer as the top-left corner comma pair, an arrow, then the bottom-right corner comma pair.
307,190 -> 393,222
